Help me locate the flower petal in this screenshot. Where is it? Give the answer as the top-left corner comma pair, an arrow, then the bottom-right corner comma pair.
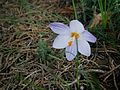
78,38 -> 91,56
70,20 -> 85,33
65,40 -> 77,61
49,22 -> 70,35
81,30 -> 96,43
53,35 -> 70,49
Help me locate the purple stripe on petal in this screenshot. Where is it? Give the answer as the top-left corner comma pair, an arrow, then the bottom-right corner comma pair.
49,22 -> 70,35
65,40 -> 77,61
81,30 -> 96,43
78,38 -> 91,56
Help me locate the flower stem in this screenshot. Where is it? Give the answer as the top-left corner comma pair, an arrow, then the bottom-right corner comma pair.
75,54 -> 82,89
72,1 -> 80,88
72,0 -> 78,19
75,39 -> 80,89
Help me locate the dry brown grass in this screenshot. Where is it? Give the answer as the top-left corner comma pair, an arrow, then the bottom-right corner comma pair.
0,0 -> 120,90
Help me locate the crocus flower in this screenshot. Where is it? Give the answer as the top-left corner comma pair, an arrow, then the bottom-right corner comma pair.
49,20 -> 96,61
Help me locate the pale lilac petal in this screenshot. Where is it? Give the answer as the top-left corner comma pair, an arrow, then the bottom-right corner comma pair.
49,22 -> 70,35
81,30 -> 96,43
70,20 -> 85,33
65,40 -> 77,61
53,35 -> 70,49
78,38 -> 91,56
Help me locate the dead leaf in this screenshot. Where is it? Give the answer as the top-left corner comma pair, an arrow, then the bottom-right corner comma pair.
59,7 -> 73,15
90,12 -> 102,28
90,11 -> 112,29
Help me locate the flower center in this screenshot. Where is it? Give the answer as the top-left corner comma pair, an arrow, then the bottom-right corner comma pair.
67,32 -> 79,46
71,32 -> 79,39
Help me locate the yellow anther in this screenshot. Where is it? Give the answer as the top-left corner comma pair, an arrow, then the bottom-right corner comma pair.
71,32 -> 79,39
71,32 -> 76,37
68,41 -> 73,46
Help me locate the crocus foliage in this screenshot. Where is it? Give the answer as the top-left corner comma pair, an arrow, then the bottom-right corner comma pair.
49,20 -> 96,61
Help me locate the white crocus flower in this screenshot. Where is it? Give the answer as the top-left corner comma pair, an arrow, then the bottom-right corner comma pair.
49,20 -> 96,61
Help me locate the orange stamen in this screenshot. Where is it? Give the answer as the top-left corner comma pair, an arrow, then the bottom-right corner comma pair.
68,41 -> 73,46
71,32 -> 79,39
